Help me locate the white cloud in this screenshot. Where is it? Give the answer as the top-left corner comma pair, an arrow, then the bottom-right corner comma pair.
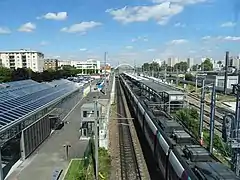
61,21 -> 102,33
18,22 -> 36,32
221,21 -> 236,27
80,48 -> 87,51
0,27 -> 11,34
132,36 -> 148,42
168,39 -> 188,45
202,35 -> 211,40
106,2 -> 183,25
221,36 -> 240,41
174,22 -> 186,27
125,46 -> 133,49
40,41 -> 49,46
39,12 -> 68,21
152,0 -> 207,5
147,48 -> 156,52
202,35 -> 240,41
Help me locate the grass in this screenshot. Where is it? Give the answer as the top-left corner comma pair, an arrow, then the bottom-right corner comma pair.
86,148 -> 111,180
64,159 -> 86,180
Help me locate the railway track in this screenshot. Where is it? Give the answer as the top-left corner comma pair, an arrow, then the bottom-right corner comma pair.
117,79 -> 141,180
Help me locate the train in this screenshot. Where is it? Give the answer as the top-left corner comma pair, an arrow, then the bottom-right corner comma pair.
120,73 -> 240,180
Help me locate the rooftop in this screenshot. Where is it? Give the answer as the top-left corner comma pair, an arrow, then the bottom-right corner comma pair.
0,79 -> 79,132
0,49 -> 42,53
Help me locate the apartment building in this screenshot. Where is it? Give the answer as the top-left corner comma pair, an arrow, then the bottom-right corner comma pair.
58,60 -> 71,67
167,57 -> 179,67
44,59 -> 58,70
0,49 -> 44,72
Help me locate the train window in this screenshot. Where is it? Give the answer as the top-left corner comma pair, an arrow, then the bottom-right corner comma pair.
168,163 -> 180,180
156,141 -> 167,170
145,122 -> 154,150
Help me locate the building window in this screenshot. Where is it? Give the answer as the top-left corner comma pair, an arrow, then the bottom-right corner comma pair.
83,111 -> 88,117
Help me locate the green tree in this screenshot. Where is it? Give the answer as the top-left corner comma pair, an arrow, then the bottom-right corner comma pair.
185,73 -> 194,81
174,61 -> 188,72
192,64 -> 198,71
201,58 -> 213,71
0,67 -> 12,82
142,63 -> 150,72
167,66 -> 173,72
12,68 -> 29,81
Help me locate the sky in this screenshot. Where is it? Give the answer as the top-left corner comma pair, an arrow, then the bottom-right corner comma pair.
0,0 -> 239,66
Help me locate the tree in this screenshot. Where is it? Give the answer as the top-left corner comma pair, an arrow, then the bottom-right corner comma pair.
192,64 -> 198,71
167,66 -> 173,72
185,73 -> 194,81
174,61 -> 188,72
12,68 -> 29,81
201,58 -> 213,71
142,63 -> 150,72
0,67 -> 12,82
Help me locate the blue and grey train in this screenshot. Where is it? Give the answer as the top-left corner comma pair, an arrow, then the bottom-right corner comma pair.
120,73 -> 240,180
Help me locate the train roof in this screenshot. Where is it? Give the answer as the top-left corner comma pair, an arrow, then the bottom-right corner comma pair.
122,73 -> 240,180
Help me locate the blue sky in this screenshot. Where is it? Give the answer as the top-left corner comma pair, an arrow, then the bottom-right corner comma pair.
0,0 -> 239,66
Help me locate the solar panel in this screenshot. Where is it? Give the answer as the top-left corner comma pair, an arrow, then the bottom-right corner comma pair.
0,79 -> 79,131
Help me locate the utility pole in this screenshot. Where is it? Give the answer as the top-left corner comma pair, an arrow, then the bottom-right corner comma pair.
199,78 -> 205,146
104,52 -> 107,96
209,82 -> 216,154
164,66 -> 167,82
94,100 -> 99,180
176,69 -> 179,87
224,51 -> 229,95
232,83 -> 240,176
195,75 -> 198,93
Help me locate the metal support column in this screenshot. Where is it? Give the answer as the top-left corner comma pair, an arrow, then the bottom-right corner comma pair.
104,52 -> 107,96
195,75 -> 198,93
20,131 -> 26,160
209,82 -> 216,153
224,51 -> 229,95
232,84 -> 240,175
94,100 -> 99,180
199,78 -> 205,145
176,69 -> 179,87
0,148 -> 3,180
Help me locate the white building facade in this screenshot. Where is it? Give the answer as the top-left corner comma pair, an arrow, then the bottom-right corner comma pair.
58,60 -> 71,67
71,59 -> 101,74
0,49 -> 44,72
